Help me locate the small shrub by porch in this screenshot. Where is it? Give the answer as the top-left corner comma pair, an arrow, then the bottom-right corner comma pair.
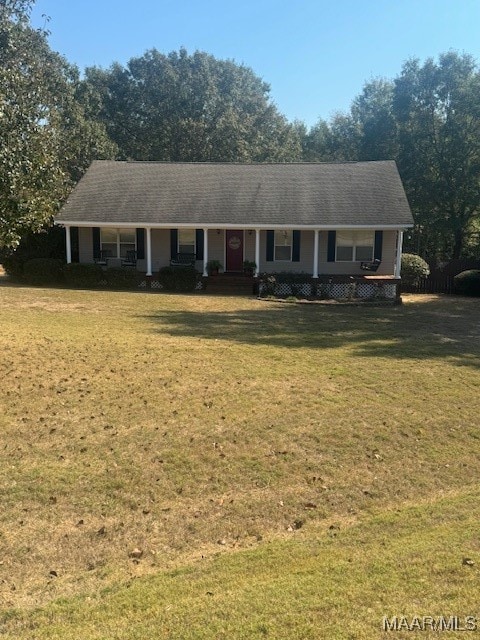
23,258 -> 64,284
64,263 -> 104,287
12,260 -> 148,290
157,266 -> 203,292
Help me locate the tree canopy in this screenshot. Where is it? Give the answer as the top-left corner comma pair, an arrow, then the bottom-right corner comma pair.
83,48 -> 302,163
0,0 -> 115,249
393,52 -> 480,259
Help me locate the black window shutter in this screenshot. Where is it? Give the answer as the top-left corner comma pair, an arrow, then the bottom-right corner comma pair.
327,231 -> 336,262
266,230 -> 274,262
170,229 -> 178,260
92,227 -> 101,259
374,230 -> 383,261
71,227 -> 79,263
292,230 -> 301,262
196,229 -> 204,260
136,228 -> 145,259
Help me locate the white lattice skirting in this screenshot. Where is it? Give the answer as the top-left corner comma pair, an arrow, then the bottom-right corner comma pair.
259,281 -> 397,300
138,280 -> 205,290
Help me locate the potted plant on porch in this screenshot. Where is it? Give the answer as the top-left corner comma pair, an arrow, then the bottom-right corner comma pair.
206,259 -> 223,275
243,260 -> 256,276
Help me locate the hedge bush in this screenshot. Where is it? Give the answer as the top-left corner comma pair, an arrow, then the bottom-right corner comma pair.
157,266 -> 200,292
2,252 -> 25,279
271,271 -> 311,284
453,269 -> 480,297
102,267 -> 144,289
64,263 -> 104,288
401,253 -> 430,287
23,258 -> 64,284
1,225 -> 66,279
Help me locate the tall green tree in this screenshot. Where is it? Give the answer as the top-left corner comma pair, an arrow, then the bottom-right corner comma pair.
393,52 -> 480,259
305,79 -> 396,162
0,0 -> 62,248
83,48 -> 301,162
350,79 -> 397,161
0,0 -> 116,249
303,114 -> 359,161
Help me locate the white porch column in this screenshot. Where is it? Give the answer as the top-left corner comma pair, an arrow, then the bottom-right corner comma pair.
65,225 -> 72,264
395,230 -> 404,277
146,227 -> 152,276
312,229 -> 319,278
203,228 -> 209,276
254,229 -> 260,277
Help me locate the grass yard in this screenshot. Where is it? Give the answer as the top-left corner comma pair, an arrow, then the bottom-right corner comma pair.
0,283 -> 479,638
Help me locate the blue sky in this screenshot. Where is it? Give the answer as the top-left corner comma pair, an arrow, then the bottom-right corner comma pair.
31,0 -> 480,128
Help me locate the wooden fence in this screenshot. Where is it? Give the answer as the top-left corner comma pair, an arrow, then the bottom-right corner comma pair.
403,259 -> 480,294
403,274 -> 456,294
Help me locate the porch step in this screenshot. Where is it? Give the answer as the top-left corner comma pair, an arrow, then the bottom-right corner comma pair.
203,274 -> 257,296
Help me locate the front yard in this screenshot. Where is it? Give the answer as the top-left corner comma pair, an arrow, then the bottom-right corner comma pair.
0,285 -> 479,638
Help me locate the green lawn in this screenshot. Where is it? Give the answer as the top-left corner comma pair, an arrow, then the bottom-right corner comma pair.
0,284 -> 479,638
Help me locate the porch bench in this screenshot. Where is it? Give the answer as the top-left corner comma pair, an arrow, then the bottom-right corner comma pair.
360,259 -> 381,272
170,253 -> 196,268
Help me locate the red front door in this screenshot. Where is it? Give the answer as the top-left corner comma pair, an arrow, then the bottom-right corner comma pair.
225,230 -> 244,272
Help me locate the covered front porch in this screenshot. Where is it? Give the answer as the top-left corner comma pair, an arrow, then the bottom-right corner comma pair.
64,225 -> 406,280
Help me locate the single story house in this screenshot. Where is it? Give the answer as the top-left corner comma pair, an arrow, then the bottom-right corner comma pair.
55,160 -> 413,287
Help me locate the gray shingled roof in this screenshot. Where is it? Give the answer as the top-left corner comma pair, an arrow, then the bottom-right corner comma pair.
55,160 -> 413,228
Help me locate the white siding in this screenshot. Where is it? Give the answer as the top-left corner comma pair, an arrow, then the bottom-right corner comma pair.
258,230 -> 314,274
79,227 -> 93,263
244,231 -> 256,263
206,229 -> 224,266
77,227 -> 399,276
318,230 -> 397,276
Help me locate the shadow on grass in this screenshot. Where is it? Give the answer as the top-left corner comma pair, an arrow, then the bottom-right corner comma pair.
144,296 -> 480,368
